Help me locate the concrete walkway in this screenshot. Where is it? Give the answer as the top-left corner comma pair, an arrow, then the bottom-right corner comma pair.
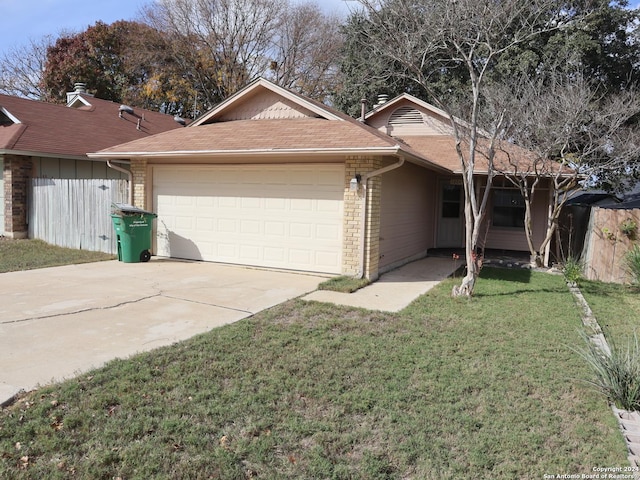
303,256 -> 457,312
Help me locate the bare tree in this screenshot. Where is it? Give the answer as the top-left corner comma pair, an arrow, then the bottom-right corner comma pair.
0,36 -> 55,100
267,2 -> 343,102
143,0 -> 287,106
353,0 -> 572,296
492,70 -> 640,266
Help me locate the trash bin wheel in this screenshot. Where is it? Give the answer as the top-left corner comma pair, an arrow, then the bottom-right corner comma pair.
140,250 -> 151,262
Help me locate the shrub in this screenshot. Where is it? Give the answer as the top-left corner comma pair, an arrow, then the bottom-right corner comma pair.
562,256 -> 584,285
576,331 -> 640,411
624,244 -> 640,284
620,218 -> 638,239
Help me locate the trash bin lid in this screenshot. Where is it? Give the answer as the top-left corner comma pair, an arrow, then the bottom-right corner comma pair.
112,203 -> 155,216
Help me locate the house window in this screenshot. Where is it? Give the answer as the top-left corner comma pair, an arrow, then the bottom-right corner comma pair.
492,189 -> 525,228
442,184 -> 461,218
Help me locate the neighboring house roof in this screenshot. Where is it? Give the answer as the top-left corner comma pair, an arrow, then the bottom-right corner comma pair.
601,198 -> 640,210
90,78 -> 451,174
0,92 -> 184,159
565,192 -> 620,207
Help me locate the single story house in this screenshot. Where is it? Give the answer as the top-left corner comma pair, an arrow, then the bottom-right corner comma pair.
89,78 -> 555,279
0,84 -> 185,238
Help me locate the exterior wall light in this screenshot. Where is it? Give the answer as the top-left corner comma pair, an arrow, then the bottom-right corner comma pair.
350,174 -> 362,192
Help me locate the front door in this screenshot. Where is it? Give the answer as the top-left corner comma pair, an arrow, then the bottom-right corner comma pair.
437,181 -> 464,247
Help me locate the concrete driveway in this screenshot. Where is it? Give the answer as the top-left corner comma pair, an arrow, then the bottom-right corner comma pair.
0,259 -> 327,404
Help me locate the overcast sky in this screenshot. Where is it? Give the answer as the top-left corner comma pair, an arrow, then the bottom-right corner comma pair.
0,0 -> 355,58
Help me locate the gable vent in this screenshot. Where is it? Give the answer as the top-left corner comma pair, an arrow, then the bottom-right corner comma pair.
388,106 -> 424,126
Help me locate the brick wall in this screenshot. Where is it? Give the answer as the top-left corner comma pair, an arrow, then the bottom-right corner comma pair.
343,156 -> 383,280
130,159 -> 148,209
3,155 -> 32,238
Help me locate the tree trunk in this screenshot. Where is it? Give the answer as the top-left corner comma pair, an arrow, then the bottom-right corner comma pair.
452,259 -> 477,297
452,197 -> 480,297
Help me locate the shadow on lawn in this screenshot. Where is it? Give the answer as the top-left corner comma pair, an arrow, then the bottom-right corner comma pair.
479,267 -> 532,283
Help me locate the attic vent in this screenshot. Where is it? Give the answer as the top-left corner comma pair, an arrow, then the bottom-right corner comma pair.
119,104 -> 134,115
389,106 -> 424,126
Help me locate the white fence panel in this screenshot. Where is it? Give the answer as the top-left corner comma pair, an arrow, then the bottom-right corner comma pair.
29,178 -> 128,254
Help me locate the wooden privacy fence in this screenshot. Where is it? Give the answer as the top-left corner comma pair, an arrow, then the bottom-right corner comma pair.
29,178 -> 128,254
582,206 -> 640,283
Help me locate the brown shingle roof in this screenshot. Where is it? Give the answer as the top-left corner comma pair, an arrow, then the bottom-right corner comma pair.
95,118 -> 404,155
399,135 -> 546,174
0,94 -> 183,158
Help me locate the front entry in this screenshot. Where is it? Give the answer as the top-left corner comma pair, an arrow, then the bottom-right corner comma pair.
436,181 -> 464,247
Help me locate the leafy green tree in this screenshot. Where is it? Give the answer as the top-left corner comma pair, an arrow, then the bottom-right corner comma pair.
493,0 -> 640,92
337,1 -> 640,117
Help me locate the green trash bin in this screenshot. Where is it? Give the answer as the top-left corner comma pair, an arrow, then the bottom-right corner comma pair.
111,203 -> 157,263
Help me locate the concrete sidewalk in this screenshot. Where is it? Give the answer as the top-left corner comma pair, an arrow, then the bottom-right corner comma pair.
303,256 -> 456,312
0,259 -> 327,406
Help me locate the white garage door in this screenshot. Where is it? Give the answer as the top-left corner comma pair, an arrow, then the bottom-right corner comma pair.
153,164 -> 344,273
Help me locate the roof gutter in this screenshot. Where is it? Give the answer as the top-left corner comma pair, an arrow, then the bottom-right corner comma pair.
88,146 -> 404,159
357,155 -> 405,280
0,149 -> 90,161
107,159 -> 133,205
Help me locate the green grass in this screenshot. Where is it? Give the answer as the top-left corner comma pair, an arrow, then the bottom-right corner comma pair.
0,238 -> 115,273
624,244 -> 640,284
318,275 -> 371,293
0,268 -> 628,479
579,280 -> 640,341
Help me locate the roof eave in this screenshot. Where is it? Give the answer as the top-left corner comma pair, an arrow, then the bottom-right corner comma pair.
89,145 -> 453,175
0,149 -> 89,161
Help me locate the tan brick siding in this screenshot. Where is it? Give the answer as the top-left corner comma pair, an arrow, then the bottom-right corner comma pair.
130,159 -> 148,209
343,156 -> 383,279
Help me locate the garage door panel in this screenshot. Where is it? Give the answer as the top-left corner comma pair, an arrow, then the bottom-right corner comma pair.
317,224 -> 340,240
215,219 -> 235,234
265,222 -> 285,236
154,165 -> 344,273
240,220 -> 261,234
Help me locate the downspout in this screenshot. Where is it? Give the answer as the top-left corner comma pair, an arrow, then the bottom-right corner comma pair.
107,159 -> 133,205
357,155 -> 405,279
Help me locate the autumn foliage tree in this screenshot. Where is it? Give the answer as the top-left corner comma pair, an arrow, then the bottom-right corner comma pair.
43,21 -> 138,103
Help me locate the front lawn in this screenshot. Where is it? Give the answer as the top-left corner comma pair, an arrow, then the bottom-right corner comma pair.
0,268 -> 628,479
578,279 -> 640,348
0,238 -> 114,273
